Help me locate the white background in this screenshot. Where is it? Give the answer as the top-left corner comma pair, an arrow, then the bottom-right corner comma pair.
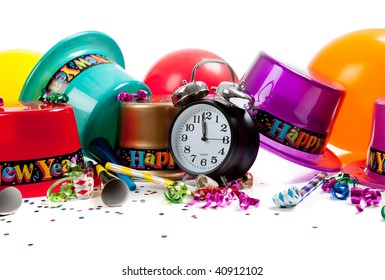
1,1 -> 385,280
2,0 -> 385,82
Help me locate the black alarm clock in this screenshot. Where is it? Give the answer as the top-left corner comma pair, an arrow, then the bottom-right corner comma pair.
168,59 -> 260,183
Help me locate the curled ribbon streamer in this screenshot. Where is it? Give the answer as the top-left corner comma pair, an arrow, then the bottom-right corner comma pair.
330,182 -> 350,200
238,191 -> 260,210
46,175 -> 79,202
189,183 -> 259,210
351,186 -> 382,212
202,188 -> 235,209
39,90 -> 69,104
47,164 -> 94,202
116,90 -> 148,103
321,173 -> 357,200
164,181 -> 189,203
321,177 -> 336,193
272,172 -> 327,208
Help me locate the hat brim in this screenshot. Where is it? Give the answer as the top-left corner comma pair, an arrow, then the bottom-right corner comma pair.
343,160 -> 385,190
260,135 -> 342,172
19,31 -> 125,101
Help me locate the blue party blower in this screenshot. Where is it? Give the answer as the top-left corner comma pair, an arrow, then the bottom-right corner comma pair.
88,137 -> 137,191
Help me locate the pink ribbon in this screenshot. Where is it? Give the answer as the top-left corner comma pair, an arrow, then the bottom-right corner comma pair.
189,186 -> 259,210
350,186 -> 381,212
116,90 -> 148,102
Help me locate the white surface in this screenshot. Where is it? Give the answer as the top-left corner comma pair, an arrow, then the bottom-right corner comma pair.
1,1 -> 385,279
1,150 -> 384,280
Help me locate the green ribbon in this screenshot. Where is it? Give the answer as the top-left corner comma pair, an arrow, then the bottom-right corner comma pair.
164,181 -> 190,203
39,90 -> 69,104
46,163 -> 85,202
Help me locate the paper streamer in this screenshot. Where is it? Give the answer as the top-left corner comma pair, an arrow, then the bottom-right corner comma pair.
272,171 -> 328,208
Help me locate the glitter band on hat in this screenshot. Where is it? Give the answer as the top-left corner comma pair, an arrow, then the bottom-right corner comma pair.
344,97 -> 385,190
242,52 -> 345,172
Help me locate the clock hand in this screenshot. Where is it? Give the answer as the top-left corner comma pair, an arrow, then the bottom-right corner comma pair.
201,113 -> 207,141
205,137 -> 223,140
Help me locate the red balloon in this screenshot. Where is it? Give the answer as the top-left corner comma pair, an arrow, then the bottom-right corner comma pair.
143,48 -> 239,96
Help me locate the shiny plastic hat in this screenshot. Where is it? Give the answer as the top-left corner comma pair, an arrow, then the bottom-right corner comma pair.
343,97 -> 385,190
242,52 -> 345,172
0,101 -> 84,198
19,31 -> 151,156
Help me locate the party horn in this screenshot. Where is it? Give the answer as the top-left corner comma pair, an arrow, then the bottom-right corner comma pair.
105,162 -> 193,203
106,162 -> 178,187
96,164 -> 129,207
272,171 -> 328,208
88,137 -> 137,191
0,187 -> 23,215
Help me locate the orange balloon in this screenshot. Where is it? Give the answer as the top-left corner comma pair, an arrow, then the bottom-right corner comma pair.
308,29 -> 385,162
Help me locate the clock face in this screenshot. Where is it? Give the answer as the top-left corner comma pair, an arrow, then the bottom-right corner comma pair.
170,103 -> 232,175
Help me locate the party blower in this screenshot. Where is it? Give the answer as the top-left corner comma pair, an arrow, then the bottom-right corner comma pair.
0,187 -> 23,216
88,137 -> 137,191
272,172 -> 327,208
96,165 -> 129,207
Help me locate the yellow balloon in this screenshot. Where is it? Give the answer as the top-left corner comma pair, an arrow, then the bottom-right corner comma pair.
0,49 -> 42,102
308,29 -> 385,163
